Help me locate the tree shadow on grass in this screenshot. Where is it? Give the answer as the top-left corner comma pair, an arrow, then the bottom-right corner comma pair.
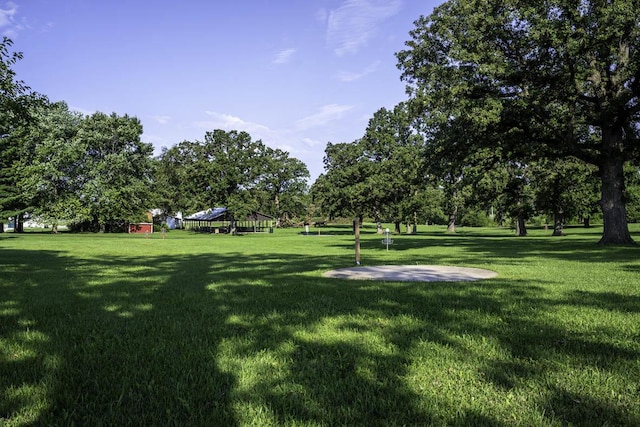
328,232 -> 640,268
543,386 -> 640,426
0,249 -> 239,425
563,290 -> 640,314
1,245 -> 639,425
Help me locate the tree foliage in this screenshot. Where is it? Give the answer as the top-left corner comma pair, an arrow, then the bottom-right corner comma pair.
397,0 -> 640,244
154,130 -> 309,226
74,112 -> 154,231
0,37 -> 45,232
258,147 -> 309,227
312,104 -> 441,231
22,101 -> 85,231
530,157 -> 600,235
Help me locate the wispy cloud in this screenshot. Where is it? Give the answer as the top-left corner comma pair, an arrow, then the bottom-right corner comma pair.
315,8 -> 328,24
272,48 -> 297,65
336,61 -> 381,82
0,1 -> 16,26
295,104 -> 354,130
196,111 -> 272,136
194,112 -> 303,159
326,0 -> 402,56
302,137 -> 323,147
0,1 -> 19,37
150,115 -> 172,125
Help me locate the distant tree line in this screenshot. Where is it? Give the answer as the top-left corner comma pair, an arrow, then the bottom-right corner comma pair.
154,130 -> 309,228
310,104 -> 619,237
311,0 -> 640,244
0,37 -> 309,233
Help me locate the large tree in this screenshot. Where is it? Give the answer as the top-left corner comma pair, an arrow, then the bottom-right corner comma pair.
258,147 -> 309,227
312,106 -> 439,232
75,112 -> 154,232
22,101 -> 86,232
154,140 -> 210,216
397,0 -> 640,244
154,130 -> 310,229
311,141 -> 369,221
201,130 -> 265,214
361,104 -> 427,233
0,37 -> 44,232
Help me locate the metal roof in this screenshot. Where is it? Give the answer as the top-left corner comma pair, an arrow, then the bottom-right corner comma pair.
184,207 -> 228,221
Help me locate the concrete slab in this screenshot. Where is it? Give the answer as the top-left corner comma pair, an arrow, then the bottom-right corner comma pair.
323,265 -> 497,282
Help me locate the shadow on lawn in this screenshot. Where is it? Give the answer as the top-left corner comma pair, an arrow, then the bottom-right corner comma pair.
1,245 -> 638,425
335,232 -> 640,267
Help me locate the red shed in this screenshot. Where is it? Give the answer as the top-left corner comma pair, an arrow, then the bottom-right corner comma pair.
128,223 -> 153,234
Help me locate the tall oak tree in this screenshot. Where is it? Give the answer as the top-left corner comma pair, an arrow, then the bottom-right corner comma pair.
397,0 -> 640,244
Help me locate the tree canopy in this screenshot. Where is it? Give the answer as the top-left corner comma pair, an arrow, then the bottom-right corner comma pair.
397,0 -> 640,244
154,130 -> 309,227
0,37 -> 46,232
311,104 -> 442,232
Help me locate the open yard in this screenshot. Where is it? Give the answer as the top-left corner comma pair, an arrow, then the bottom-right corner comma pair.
1,225 -> 639,426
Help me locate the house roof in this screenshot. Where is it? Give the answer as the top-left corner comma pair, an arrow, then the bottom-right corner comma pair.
184,208 -> 274,222
184,207 -> 228,221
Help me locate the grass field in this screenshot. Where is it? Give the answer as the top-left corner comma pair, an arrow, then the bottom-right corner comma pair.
1,224 -> 639,426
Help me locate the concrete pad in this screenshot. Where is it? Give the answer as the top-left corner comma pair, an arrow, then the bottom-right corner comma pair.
323,265 -> 497,282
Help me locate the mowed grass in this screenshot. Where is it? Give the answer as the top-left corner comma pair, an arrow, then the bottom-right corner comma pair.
1,224 -> 639,426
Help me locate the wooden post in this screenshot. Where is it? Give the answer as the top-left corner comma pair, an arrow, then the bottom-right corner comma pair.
354,218 -> 361,265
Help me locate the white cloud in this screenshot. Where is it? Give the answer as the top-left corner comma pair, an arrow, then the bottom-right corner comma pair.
0,1 -> 19,37
302,137 -> 323,147
295,104 -> 354,130
336,61 -> 380,82
150,115 -> 172,125
326,0 -> 402,56
315,8 -> 328,23
275,143 -> 295,153
0,2 -> 16,27
272,48 -> 297,65
196,111 -> 272,136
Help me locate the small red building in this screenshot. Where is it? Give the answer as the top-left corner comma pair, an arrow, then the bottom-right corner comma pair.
128,223 -> 153,234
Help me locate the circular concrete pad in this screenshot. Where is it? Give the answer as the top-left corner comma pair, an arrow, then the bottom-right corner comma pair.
323,265 -> 497,282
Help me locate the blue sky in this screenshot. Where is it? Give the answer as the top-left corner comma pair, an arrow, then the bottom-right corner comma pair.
2,0 -> 439,181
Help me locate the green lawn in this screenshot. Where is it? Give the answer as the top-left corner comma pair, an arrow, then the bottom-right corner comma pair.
1,225 -> 639,426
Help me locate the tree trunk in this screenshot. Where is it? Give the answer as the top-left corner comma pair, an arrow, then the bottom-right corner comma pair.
15,213 -> 24,233
394,220 -> 401,234
515,214 -> 527,236
447,206 -> 457,233
583,217 -> 590,228
274,194 -> 281,228
0,223 -> 3,233
552,211 -> 564,236
598,128 -> 634,245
